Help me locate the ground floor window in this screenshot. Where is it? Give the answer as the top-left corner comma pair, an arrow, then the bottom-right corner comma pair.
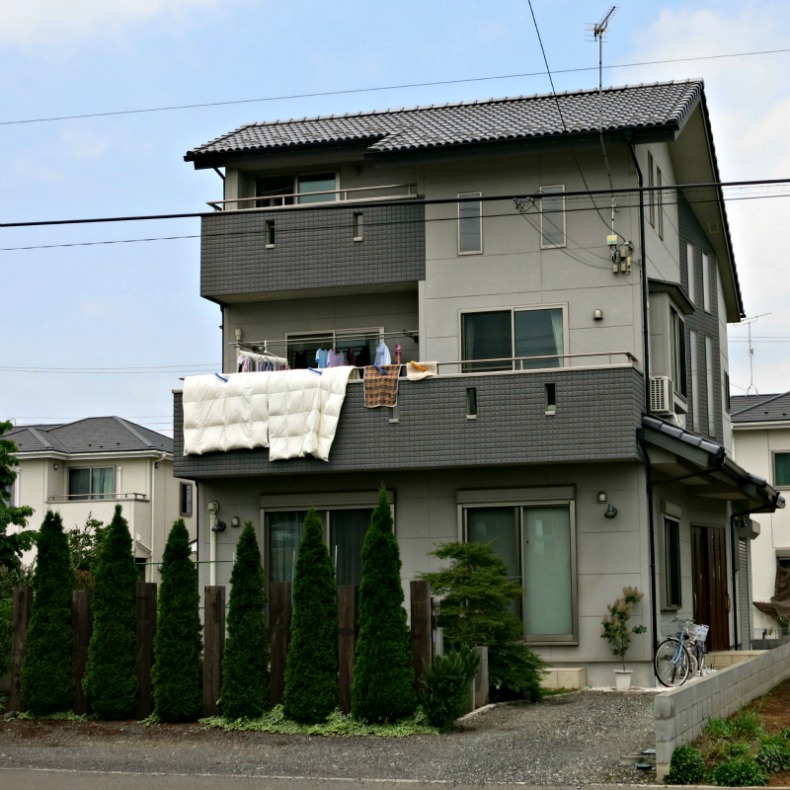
265,507 -> 374,585
663,517 -> 682,608
464,502 -> 575,642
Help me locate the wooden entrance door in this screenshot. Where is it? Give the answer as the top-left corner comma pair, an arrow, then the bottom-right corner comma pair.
691,525 -> 730,651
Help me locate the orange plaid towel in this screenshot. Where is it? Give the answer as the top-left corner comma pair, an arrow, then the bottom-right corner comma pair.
363,364 -> 401,408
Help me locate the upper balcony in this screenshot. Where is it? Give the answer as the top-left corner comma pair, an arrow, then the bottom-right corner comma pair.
173,352 -> 645,481
200,184 -> 425,302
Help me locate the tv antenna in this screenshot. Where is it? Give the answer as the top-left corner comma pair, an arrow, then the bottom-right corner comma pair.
740,312 -> 770,395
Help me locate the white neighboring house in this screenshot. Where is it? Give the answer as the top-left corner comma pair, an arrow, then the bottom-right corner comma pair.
7,417 -> 196,581
731,393 -> 790,640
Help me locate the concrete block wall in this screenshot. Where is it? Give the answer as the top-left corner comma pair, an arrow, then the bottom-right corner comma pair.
654,642 -> 790,780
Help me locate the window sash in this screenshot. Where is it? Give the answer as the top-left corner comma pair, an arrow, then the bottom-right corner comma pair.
686,243 -> 696,304
702,253 -> 711,313
539,186 -> 565,247
705,336 -> 715,436
775,453 -> 790,487
180,483 -> 193,517
664,517 -> 682,608
670,309 -> 687,396
689,330 -> 700,431
458,192 -> 482,254
68,466 -> 114,501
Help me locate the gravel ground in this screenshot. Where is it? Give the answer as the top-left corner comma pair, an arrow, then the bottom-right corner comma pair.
0,690 -> 658,785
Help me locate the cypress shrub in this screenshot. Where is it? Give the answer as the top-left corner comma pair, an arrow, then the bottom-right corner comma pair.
152,519 -> 203,722
83,505 -> 138,719
283,507 -> 338,723
351,486 -> 416,723
419,647 -> 479,731
21,511 -> 73,714
221,522 -> 269,719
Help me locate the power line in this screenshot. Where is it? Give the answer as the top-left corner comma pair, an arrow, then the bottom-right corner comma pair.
2,48 -> 789,127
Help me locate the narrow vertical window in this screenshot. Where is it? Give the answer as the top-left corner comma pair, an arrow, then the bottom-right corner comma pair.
539,185 -> 566,247
670,309 -> 687,397
458,192 -> 482,254
352,211 -> 364,241
466,387 -> 478,418
705,336 -> 716,436
724,372 -> 731,414
647,152 -> 655,227
702,253 -> 711,312
545,383 -> 556,414
686,243 -> 696,304
664,517 -> 682,608
656,167 -> 664,239
179,483 -> 193,517
689,330 -> 699,431
265,219 -> 276,247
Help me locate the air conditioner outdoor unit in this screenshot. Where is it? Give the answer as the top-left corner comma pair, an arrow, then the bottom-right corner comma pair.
650,376 -> 674,415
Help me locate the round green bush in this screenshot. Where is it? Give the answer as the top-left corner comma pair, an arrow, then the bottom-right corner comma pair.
756,743 -> 790,774
664,745 -> 707,785
419,648 -> 479,731
712,757 -> 767,787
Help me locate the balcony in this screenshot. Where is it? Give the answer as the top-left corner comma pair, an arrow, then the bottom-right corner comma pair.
200,200 -> 425,301
45,493 -> 152,534
174,353 -> 645,480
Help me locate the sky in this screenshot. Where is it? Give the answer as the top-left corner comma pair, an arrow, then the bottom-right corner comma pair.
2,0 -> 790,436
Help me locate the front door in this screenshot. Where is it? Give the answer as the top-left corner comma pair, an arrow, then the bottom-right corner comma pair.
691,525 -> 730,651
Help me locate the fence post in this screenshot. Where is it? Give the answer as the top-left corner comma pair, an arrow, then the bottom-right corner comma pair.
268,582 -> 291,706
338,585 -> 357,714
203,585 -> 225,716
72,589 -> 93,715
134,581 -> 157,719
8,586 -> 32,713
410,580 -> 432,690
473,645 -> 489,709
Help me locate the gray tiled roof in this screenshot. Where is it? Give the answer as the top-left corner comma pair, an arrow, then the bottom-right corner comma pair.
731,393 -> 790,423
7,417 -> 172,455
186,80 -> 704,162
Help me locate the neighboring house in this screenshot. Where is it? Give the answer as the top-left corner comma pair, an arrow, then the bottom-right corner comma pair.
7,417 -> 196,581
731,393 -> 790,640
174,80 -> 781,686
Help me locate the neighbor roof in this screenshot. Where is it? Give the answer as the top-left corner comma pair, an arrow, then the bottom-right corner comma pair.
7,417 -> 173,455
186,80 -> 705,165
731,393 -> 790,424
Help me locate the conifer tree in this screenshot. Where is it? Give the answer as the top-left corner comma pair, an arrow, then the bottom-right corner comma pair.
21,510 -> 73,714
221,522 -> 269,719
351,486 -> 416,723
152,519 -> 203,722
83,505 -> 138,719
0,420 -> 36,573
283,507 -> 338,723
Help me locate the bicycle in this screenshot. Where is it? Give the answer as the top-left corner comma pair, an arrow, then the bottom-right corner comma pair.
654,618 -> 700,687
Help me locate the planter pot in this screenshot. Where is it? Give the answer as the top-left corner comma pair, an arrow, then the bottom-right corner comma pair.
614,669 -> 633,691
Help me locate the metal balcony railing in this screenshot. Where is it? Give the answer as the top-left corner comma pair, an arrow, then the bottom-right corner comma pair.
207,183 -> 419,211
47,492 -> 150,504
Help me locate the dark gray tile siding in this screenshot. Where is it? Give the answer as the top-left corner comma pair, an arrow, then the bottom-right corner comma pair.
678,195 -> 723,443
201,203 -> 425,299
174,367 -> 645,479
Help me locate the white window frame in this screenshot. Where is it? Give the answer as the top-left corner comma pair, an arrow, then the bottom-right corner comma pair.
689,330 -> 700,431
539,185 -> 566,248
702,253 -> 711,313
457,487 -> 577,644
704,336 -> 716,436
68,465 -> 116,501
457,191 -> 482,255
656,167 -> 664,240
647,151 -> 655,227
686,243 -> 696,304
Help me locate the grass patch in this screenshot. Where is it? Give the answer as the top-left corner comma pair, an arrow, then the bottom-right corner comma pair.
201,705 -> 438,736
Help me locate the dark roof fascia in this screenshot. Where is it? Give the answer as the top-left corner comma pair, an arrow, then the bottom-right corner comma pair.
648,279 -> 695,315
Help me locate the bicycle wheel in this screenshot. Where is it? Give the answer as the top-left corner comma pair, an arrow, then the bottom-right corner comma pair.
654,638 -> 691,687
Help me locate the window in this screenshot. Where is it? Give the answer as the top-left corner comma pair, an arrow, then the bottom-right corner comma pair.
265,508 -> 374,585
670,308 -> 687,397
686,243 -> 696,304
68,467 -> 114,501
465,502 -> 575,642
647,152 -> 655,227
774,453 -> 790,487
656,167 -> 664,239
462,306 -> 565,372
664,517 -> 682,608
539,185 -> 565,247
702,253 -> 711,313
705,336 -> 715,436
724,372 -> 731,414
465,387 -> 478,418
180,483 -> 193,517
265,220 -> 275,247
458,192 -> 482,254
352,212 -> 364,241
689,330 -> 700,431
255,173 -> 336,206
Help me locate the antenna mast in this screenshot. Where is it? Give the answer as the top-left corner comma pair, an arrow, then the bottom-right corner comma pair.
590,8 -> 616,197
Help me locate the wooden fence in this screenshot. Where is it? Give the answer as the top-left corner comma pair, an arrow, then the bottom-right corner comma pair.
6,579 -> 435,717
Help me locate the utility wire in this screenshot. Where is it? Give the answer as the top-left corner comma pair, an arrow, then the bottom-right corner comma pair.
2,47 -> 789,127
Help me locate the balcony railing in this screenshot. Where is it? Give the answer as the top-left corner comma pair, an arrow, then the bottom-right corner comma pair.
207,183 -> 419,211
47,492 -> 150,504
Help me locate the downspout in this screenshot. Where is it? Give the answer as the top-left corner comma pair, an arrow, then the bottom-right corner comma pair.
150,451 -> 167,584
630,142 -> 659,658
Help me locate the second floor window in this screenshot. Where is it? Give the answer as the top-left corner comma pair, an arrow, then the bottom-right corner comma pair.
458,192 -> 482,254
69,466 -> 114,501
256,173 -> 336,206
670,307 -> 687,397
462,306 -> 565,371
774,453 -> 790,487
539,185 -> 565,247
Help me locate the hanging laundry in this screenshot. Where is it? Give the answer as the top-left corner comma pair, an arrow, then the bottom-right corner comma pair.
315,347 -> 329,368
363,364 -> 401,408
407,361 -> 438,381
327,348 -> 348,367
374,340 -> 392,366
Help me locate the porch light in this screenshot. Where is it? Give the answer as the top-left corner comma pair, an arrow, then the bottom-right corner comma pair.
597,491 -> 607,503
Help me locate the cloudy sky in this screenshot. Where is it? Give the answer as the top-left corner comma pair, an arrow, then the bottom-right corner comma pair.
2,0 -> 788,435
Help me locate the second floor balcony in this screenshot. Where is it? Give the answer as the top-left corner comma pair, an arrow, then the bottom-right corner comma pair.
174,352 -> 644,480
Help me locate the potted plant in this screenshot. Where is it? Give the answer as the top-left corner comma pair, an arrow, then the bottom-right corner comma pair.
601,586 -> 647,690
